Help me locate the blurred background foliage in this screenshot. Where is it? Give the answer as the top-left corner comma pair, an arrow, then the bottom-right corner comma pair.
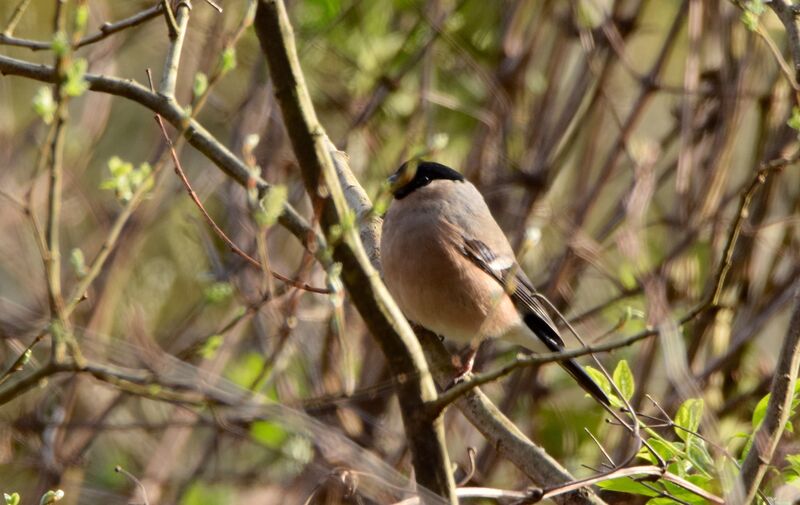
1,0 -> 800,503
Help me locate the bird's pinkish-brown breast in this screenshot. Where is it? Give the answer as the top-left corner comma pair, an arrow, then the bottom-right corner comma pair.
381,182 -> 522,344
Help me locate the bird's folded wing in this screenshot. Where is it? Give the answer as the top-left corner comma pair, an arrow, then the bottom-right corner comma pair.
459,237 -> 565,350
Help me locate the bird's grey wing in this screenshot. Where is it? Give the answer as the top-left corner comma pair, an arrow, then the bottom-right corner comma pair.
459,237 -> 565,350
460,237 -> 611,406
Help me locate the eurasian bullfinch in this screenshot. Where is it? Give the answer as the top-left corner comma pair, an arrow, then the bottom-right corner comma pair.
380,160 -> 610,406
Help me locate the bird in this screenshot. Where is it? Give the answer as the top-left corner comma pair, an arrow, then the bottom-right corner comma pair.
380,159 -> 610,406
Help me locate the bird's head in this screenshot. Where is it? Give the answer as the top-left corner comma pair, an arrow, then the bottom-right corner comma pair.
388,160 -> 465,200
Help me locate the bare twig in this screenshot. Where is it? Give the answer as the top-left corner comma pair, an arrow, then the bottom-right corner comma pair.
391,464 -> 724,505
159,0 -> 191,98
115,465 -> 151,505
152,107 -> 330,294
77,4 -> 163,49
0,334 -> 42,386
739,289 -> 800,503
201,0 -> 222,13
418,333 -> 605,505
769,0 -> 800,89
540,464 -> 723,504
254,0 -> 456,501
2,0 -> 31,36
44,0 -> 73,363
0,3 -> 163,51
0,53 -> 328,268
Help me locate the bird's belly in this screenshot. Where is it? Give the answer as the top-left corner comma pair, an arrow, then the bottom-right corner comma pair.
382,224 -> 520,344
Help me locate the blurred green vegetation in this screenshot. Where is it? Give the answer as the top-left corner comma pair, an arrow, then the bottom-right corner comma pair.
1,0 -> 799,503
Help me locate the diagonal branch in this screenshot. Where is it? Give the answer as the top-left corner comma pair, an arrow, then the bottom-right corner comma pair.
0,3 -> 163,51
253,1 -> 456,502
0,52 -> 326,265
739,288 -> 800,503
152,109 -> 329,294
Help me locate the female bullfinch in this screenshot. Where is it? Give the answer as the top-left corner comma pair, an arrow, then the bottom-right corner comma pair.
380,160 -> 610,406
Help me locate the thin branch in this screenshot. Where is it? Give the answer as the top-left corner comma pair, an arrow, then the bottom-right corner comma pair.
115,466 -> 151,505
152,110 -> 330,294
708,166 -> 774,307
769,0 -> 800,88
390,464 -> 724,505
0,361 -> 61,406
76,3 -> 163,49
2,0 -> 31,36
0,53 -> 328,269
429,326 -> 657,414
254,0 -> 456,501
0,334 -> 42,386
540,464 -> 724,504
418,333 -> 605,505
0,3 -> 163,51
739,288 -> 800,503
159,0 -> 191,98
201,0 -> 222,13
44,0 -> 72,363
64,8 -> 271,313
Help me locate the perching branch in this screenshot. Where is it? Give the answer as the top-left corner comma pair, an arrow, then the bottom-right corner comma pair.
739,288 -> 800,503
419,333 -> 605,505
253,0 -> 456,502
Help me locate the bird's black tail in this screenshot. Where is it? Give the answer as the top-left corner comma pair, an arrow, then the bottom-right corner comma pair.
522,312 -> 611,407
559,358 -> 611,407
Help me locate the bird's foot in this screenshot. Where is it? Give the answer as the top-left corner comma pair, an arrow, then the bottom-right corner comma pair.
445,346 -> 478,389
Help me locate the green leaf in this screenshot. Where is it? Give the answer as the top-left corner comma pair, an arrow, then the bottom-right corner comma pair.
180,483 -> 231,505
741,10 -> 759,31
250,420 -> 288,449
51,31 -> 69,56
256,185 -> 288,228
786,453 -> 800,481
193,72 -> 208,98
39,490 -> 64,505
618,261 -> 638,290
638,438 -> 682,465
4,493 -> 20,505
219,47 -> 237,74
74,4 -> 89,33
741,0 -> 765,31
225,352 -> 266,388
657,477 -> 713,505
596,477 -> 659,497
585,366 -> 622,406
686,436 -> 714,475
70,248 -> 87,277
674,398 -> 703,441
584,366 -> 611,394
198,334 -> 223,359
752,393 -> 770,429
32,87 -> 56,124
108,156 -> 131,177
64,58 -> 89,97
612,359 -> 635,401
101,157 -> 153,203
203,282 -> 233,304
789,107 -> 800,132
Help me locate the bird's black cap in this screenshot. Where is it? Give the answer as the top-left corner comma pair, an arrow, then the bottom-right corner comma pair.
388,160 -> 465,199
